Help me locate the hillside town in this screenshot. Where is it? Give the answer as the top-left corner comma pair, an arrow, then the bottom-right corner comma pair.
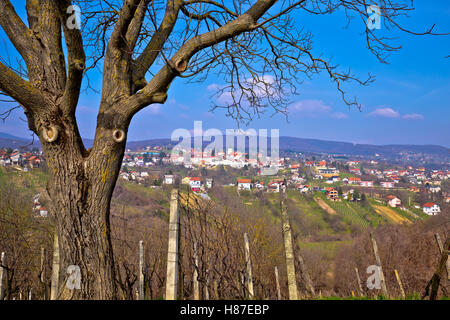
115,147 -> 450,217
1,145 -> 448,218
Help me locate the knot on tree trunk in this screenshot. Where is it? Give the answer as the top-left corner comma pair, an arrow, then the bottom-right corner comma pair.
42,125 -> 59,143
174,58 -> 187,73
112,129 -> 125,143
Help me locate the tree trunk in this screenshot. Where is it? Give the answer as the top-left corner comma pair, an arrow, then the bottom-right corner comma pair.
38,113 -> 127,299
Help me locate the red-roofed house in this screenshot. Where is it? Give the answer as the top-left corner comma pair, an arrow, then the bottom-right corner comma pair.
237,179 -> 252,191
349,177 -> 361,184
386,195 -> 401,208
423,203 -> 441,215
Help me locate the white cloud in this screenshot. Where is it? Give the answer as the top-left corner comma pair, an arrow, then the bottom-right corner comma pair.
289,100 -> 332,117
367,107 -> 425,120
207,83 -> 221,91
368,107 -> 400,118
331,112 -> 349,119
403,113 -> 424,120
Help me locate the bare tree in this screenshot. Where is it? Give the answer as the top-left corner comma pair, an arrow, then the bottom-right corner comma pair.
0,0 -> 443,299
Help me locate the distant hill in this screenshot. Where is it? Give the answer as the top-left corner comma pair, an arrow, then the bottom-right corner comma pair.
126,135 -> 450,159
278,136 -> 450,158
0,133 -> 40,149
1,132 -> 448,160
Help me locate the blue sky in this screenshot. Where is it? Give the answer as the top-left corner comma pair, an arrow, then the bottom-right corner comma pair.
1,1 -> 449,147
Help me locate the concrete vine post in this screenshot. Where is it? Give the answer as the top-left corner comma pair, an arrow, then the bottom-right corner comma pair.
394,269 -> 406,299
243,233 -> 254,299
355,267 -> 364,296
139,240 -> 145,300
274,266 -> 282,300
435,233 -> 450,281
193,241 -> 200,300
370,232 -> 388,297
0,252 -> 6,300
165,189 -> 180,300
280,190 -> 298,300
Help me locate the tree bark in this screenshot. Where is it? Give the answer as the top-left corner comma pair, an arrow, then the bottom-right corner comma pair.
39,111 -> 127,299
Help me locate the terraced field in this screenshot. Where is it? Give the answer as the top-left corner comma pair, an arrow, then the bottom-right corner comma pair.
373,205 -> 412,224
326,200 -> 371,228
314,197 -> 336,215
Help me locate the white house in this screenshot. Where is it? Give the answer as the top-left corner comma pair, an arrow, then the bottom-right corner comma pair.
386,195 -> 401,208
429,186 -> 441,193
423,203 -> 441,215
237,179 -> 252,191
205,178 -> 213,189
39,207 -> 48,217
359,181 -> 374,187
380,181 -> 394,188
189,177 -> 202,188
164,175 -> 174,184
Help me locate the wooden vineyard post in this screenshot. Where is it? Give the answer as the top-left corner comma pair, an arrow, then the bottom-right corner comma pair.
243,233 -> 254,299
435,233 -> 450,281
0,252 -> 5,300
423,238 -> 450,300
50,233 -> 60,300
205,269 -> 210,300
355,267 -> 364,296
193,241 -> 200,300
139,240 -> 145,300
274,266 -> 282,300
165,189 -> 180,300
297,253 -> 315,297
370,232 -> 388,296
280,190 -> 298,300
394,269 -> 406,299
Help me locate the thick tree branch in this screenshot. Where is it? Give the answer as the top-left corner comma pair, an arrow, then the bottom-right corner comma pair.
126,0 -> 152,51
132,0 -> 184,90
0,61 -> 45,113
57,0 -> 86,116
126,0 -> 278,116
0,0 -> 35,61
109,0 -> 142,50
102,0 -> 142,104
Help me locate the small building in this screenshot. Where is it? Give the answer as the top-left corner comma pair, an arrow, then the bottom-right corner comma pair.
297,184 -> 309,193
429,186 -> 441,193
164,175 -> 174,185
423,203 -> 441,215
189,177 -> 202,188
39,207 -> 48,217
237,179 -> 252,191
348,177 -> 361,185
325,188 -> 339,201
380,181 -> 394,188
359,181 -> 374,187
267,181 -> 281,193
205,178 -> 213,189
386,195 -> 401,208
